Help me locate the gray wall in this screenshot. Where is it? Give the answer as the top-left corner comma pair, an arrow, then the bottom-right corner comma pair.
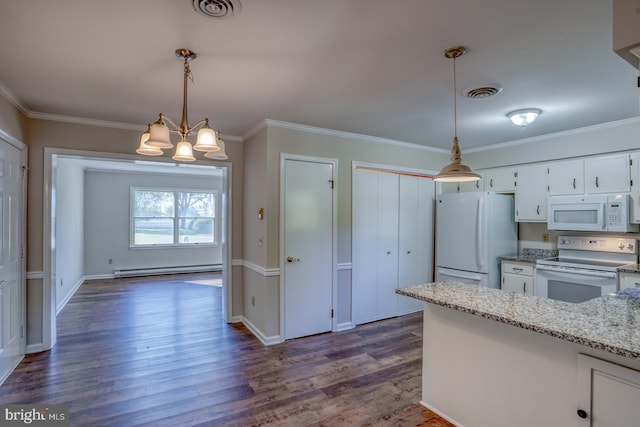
84,169 -> 223,276
54,158 -> 85,311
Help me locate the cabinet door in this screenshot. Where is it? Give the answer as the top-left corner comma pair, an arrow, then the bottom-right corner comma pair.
619,271 -> 640,291
502,273 -> 534,295
459,174 -> 484,192
585,154 -> 630,194
630,153 -> 640,222
547,159 -> 584,195
485,168 -> 516,192
438,182 -> 459,193
515,164 -> 547,222
577,354 -> 640,426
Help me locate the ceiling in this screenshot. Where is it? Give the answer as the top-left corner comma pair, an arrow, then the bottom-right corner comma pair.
0,0 -> 637,152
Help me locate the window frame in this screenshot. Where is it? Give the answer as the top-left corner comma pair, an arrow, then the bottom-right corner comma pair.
130,187 -> 219,248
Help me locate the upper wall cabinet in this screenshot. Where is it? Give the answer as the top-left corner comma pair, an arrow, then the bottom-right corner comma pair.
585,154 -> 631,194
547,159 -> 584,195
515,164 -> 547,222
459,173 -> 484,192
484,168 -> 516,193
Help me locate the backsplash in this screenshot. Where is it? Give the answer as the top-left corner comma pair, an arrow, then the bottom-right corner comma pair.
522,248 -> 558,258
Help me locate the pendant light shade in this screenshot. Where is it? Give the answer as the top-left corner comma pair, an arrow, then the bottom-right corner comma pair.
146,117 -> 173,149
136,125 -> 163,156
434,46 -> 480,183
193,121 -> 220,152
172,139 -> 196,162
204,131 -> 228,160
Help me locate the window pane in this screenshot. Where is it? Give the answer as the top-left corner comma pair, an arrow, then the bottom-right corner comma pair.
177,192 -> 214,217
134,191 -> 174,217
134,218 -> 174,245
178,218 -> 214,244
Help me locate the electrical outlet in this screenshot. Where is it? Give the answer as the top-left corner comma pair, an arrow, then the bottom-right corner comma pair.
542,233 -> 549,242
257,235 -> 264,247
251,296 -> 255,306
108,258 -> 113,264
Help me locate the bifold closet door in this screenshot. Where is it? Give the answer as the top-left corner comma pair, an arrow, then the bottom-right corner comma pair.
352,169 -> 399,324
397,174 -> 434,314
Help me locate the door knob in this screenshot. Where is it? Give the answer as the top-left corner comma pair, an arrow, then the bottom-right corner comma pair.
0,280 -> 5,285
287,256 -> 300,263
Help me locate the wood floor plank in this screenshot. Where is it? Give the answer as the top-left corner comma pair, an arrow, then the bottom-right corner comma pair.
0,273 -> 453,426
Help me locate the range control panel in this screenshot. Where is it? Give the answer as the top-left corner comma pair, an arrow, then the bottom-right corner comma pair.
557,235 -> 637,254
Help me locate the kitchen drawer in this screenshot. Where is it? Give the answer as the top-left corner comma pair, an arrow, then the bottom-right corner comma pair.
502,262 -> 534,276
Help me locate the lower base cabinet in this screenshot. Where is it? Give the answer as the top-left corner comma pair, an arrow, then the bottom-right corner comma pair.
577,354 -> 640,426
501,260 -> 534,296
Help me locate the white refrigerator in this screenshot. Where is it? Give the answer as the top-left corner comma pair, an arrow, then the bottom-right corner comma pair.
435,192 -> 517,288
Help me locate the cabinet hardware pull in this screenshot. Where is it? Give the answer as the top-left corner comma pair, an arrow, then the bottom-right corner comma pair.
386,251 -> 391,255
513,267 -> 523,272
536,205 -> 540,215
577,409 -> 588,419
572,178 -> 576,189
407,250 -> 411,254
490,178 -> 493,188
595,176 -> 599,188
523,282 -> 526,293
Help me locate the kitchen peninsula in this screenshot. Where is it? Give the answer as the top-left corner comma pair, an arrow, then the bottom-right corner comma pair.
397,281 -> 640,427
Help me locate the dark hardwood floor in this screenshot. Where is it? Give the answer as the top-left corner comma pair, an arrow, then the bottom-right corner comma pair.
1,273 -> 452,426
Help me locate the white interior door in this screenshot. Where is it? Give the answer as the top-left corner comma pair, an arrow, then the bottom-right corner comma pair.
283,158 -> 334,340
0,140 -> 24,382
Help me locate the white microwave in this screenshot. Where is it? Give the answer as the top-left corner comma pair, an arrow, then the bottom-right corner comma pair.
547,194 -> 638,232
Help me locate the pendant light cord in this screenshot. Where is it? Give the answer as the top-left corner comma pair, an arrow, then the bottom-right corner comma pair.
453,56 -> 457,140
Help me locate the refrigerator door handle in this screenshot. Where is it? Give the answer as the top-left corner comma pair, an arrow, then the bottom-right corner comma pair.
476,198 -> 484,270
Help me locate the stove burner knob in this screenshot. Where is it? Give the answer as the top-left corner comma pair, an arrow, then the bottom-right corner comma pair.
619,243 -> 625,250
628,243 -> 635,251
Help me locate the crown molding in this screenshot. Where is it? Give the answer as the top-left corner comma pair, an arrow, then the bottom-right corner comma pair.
465,116 -> 640,154
263,119 -> 449,154
0,80 -> 29,116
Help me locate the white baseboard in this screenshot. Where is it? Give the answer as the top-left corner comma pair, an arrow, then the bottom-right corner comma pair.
84,274 -> 115,281
336,321 -> 354,332
26,343 -> 44,354
420,400 -> 463,427
229,315 -> 243,323
56,277 -> 85,315
242,317 -> 281,346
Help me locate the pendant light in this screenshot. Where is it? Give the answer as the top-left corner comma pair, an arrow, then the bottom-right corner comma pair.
137,49 -> 224,161
434,46 -> 481,183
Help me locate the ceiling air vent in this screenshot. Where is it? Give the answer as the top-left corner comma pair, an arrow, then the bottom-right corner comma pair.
192,0 -> 242,19
463,85 -> 502,99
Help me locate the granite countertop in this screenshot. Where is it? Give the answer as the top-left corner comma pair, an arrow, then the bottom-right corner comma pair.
397,281 -> 640,360
499,248 -> 558,264
618,264 -> 640,274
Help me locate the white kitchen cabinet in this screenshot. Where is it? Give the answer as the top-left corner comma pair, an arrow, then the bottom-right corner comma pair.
458,173 -> 484,192
484,167 -> 516,193
577,354 -> 640,426
547,159 -> 584,195
629,153 -> 640,222
515,164 -> 547,222
501,261 -> 534,296
619,271 -> 640,291
585,154 -> 631,194
352,167 -> 434,324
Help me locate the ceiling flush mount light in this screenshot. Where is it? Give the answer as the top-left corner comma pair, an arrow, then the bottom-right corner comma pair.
136,48 -> 227,161
434,46 -> 481,183
507,108 -> 542,127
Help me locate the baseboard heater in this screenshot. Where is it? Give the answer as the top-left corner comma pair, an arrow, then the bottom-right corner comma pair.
113,264 -> 222,278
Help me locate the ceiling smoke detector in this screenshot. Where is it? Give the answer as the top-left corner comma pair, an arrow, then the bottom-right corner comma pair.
192,0 -> 242,19
463,85 -> 502,99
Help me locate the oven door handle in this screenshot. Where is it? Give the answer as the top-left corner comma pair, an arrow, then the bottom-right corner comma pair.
535,264 -> 617,279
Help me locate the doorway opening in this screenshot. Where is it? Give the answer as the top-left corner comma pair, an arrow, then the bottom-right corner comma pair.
42,148 -> 232,350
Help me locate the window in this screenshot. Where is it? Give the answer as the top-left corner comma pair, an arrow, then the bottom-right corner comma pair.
131,188 -> 217,246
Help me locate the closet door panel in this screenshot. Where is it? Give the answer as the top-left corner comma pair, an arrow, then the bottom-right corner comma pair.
352,169 -> 379,324
376,172 -> 399,319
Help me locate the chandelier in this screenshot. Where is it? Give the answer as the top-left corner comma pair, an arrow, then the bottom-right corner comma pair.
433,46 -> 480,183
136,48 -> 228,161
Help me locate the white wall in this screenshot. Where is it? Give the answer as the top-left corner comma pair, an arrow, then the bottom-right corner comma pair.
54,158 -> 85,311
84,170 -> 223,276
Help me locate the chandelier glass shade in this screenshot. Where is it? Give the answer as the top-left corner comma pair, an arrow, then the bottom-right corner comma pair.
136,48 -> 228,161
433,46 -> 481,183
